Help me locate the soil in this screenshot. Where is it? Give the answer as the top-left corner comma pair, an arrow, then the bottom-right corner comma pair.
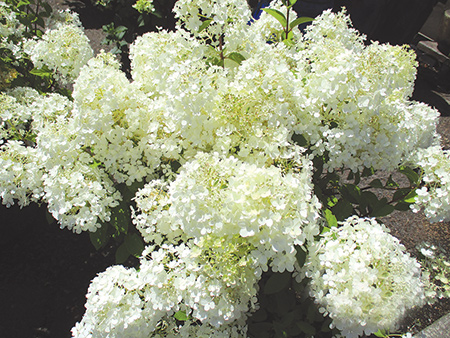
1,1 -> 450,338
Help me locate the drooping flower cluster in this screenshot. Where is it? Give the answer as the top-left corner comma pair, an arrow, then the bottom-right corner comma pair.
410,145 -> 450,222
304,216 -> 425,338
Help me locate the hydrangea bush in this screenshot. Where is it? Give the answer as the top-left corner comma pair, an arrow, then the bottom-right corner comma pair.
1,0 -> 450,337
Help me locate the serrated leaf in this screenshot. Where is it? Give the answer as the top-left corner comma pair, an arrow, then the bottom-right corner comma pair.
262,8 -> 287,27
263,271 -> 291,295
289,16 -> 313,29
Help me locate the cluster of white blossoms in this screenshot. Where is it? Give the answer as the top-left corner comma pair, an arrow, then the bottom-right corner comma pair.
72,242 -> 255,337
410,145 -> 450,222
304,216 -> 425,338
24,10 -> 93,84
292,9 -> 440,172
0,140 -> 44,207
133,152 -> 321,273
0,1 -> 24,39
173,0 -> 251,48
2,0 -> 447,336
0,86 -> 122,233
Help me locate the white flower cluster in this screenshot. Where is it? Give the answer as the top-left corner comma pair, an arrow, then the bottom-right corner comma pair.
173,0 -> 251,48
304,216 -> 425,338
410,146 -> 450,222
72,242 -> 254,337
0,1 -> 24,38
0,87 -> 122,233
292,9 -> 440,172
72,53 -> 161,185
2,0 -> 445,335
133,152 -> 321,273
0,140 -> 44,207
24,10 -> 93,84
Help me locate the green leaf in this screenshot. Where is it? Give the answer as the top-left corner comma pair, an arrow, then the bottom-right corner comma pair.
340,183 -> 361,204
17,0 -> 31,7
393,188 -> 411,201
369,179 -> 383,188
119,181 -> 145,202
289,16 -> 313,29
373,329 -> 387,338
226,52 -> 246,65
110,205 -> 130,235
323,208 -> 337,227
262,8 -> 287,27
89,224 -> 109,250
398,166 -> 420,186
115,25 -> 128,39
198,19 -> 212,33
263,271 -> 291,295
292,133 -> 308,147
386,174 -> 399,188
124,233 -> 144,258
174,310 -> 188,321
403,189 -> 417,203
115,242 -> 130,264
361,167 -> 375,177
29,66 -> 53,78
41,2 -> 53,15
296,321 -> 316,335
394,202 -> 411,211
370,198 -> 395,217
331,199 -> 353,221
